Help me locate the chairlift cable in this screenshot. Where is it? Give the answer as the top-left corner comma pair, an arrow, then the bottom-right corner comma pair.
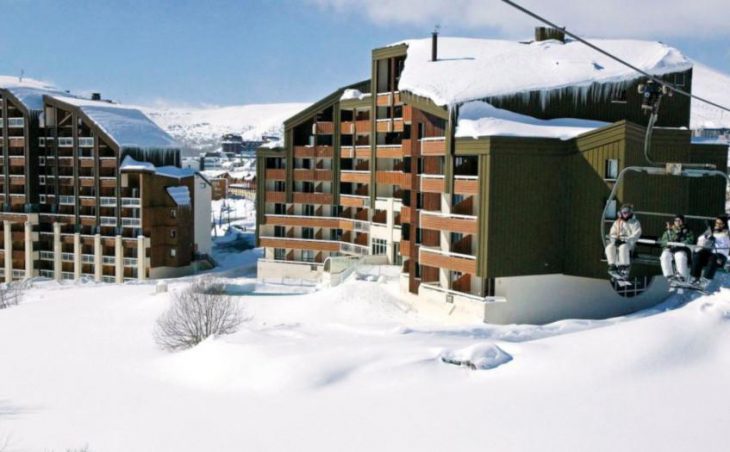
501,0 -> 730,114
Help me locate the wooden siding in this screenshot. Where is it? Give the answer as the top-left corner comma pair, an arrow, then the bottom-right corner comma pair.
292,192 -> 333,204
265,191 -> 286,203
293,169 -> 332,182
340,171 -> 370,184
260,237 -> 340,252
340,195 -> 367,207
453,178 -> 479,195
420,249 -> 477,274
376,145 -> 403,158
421,139 -> 446,155
265,169 -> 286,180
420,213 -> 478,235
293,146 -> 334,158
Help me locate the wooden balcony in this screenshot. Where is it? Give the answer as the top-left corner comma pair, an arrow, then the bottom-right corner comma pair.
265,191 -> 286,203
8,156 -> 25,166
400,240 -> 410,258
340,194 -> 368,207
420,212 -> 478,235
454,177 -> 479,195
292,192 -> 333,204
314,122 -> 334,135
401,206 -> 411,223
420,175 -> 445,193
265,169 -> 286,180
376,120 -> 392,133
375,145 -> 403,158
100,178 -> 116,188
100,158 -> 117,168
294,146 -> 333,158
421,138 -> 446,155
80,159 -> 95,168
419,247 -> 477,274
376,171 -> 407,186
340,171 -> 370,184
340,146 -> 371,159
265,214 -> 339,229
259,237 -> 340,252
403,105 -> 412,123
376,93 -> 393,106
293,169 -> 332,182
8,137 -> 24,148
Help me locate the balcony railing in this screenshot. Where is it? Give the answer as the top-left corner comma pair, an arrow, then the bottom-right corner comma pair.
79,137 -> 94,148
100,216 -> 117,226
121,218 -> 140,228
59,195 -> 75,205
121,197 -> 140,207
100,197 -> 116,207
58,137 -> 74,147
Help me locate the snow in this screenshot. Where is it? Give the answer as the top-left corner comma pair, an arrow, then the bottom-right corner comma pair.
2,268 -> 730,451
340,88 -> 368,101
456,101 -> 608,140
52,95 -> 179,150
691,60 -> 730,130
397,37 -> 692,107
166,186 -> 191,206
120,155 -> 195,180
142,103 -> 309,152
0,76 -> 81,111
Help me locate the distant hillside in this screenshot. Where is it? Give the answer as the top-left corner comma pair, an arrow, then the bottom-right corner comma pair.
141,103 -> 309,155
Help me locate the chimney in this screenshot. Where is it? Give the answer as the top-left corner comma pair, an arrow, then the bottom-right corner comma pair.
91,93 -> 101,101
535,26 -> 565,43
431,28 -> 439,62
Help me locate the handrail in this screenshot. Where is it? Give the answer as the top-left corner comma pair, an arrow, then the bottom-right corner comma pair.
419,282 -> 506,304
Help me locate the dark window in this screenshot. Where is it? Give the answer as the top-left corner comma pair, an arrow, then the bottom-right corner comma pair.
302,227 -> 314,239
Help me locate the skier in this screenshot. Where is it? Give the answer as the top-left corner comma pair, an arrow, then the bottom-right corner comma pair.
658,214 -> 695,283
605,203 -> 642,278
689,215 -> 730,289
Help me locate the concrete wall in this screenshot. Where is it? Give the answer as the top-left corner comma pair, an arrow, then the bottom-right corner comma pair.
257,259 -> 323,283
486,274 -> 669,324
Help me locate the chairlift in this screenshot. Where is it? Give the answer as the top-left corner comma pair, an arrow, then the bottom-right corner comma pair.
600,80 -> 730,273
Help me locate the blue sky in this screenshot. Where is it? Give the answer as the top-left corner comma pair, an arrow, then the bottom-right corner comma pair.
1,0 -> 728,106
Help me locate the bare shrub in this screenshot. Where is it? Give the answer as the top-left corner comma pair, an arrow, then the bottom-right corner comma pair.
154,278 -> 243,351
0,282 -> 24,310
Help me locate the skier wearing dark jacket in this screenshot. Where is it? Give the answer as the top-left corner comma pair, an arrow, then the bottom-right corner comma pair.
658,214 -> 695,282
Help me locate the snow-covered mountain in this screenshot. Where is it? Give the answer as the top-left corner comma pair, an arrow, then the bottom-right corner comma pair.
140,103 -> 309,155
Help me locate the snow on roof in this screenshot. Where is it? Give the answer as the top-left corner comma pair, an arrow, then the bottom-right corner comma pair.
166,186 -> 191,206
260,139 -> 284,149
690,61 -> 730,130
0,76 -> 80,111
120,155 -> 194,179
456,101 -> 607,141
51,95 -> 179,150
340,89 -> 369,101
200,169 -> 229,179
397,37 -> 692,107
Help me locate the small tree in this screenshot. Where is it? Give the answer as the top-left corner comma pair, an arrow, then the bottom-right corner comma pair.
0,282 -> 24,310
154,278 -> 243,351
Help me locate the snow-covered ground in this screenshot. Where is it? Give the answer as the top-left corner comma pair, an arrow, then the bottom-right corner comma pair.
1,246 -> 730,451
142,103 -> 309,153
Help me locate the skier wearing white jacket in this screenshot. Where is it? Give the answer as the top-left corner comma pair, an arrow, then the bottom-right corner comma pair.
605,204 -> 642,275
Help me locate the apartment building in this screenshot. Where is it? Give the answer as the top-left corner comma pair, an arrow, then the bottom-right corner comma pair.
0,81 -> 208,282
257,31 -> 728,323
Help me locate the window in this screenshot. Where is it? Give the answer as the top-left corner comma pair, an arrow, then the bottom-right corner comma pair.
416,227 -> 423,244
611,89 -> 628,104
604,159 -> 619,180
170,229 -> 177,239
302,182 -> 314,193
673,73 -> 686,87
39,175 -> 46,185
302,227 -> 314,239
372,238 -> 387,255
330,229 -> 341,241
452,194 -> 465,206
274,248 -> 286,260
170,209 -> 177,218
451,232 -> 464,247
40,195 -> 46,203
393,242 -> 402,266
39,156 -> 46,166
303,204 -> 315,216
301,250 -> 314,262
275,181 -> 285,191
274,203 -> 286,214
170,248 -> 176,257
274,226 -> 285,237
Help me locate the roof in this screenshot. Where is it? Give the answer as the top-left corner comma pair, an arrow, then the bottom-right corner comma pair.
166,186 -> 191,206
0,75 -> 81,112
396,37 -> 692,107
456,101 -> 608,141
120,155 -> 194,179
51,96 -> 179,150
